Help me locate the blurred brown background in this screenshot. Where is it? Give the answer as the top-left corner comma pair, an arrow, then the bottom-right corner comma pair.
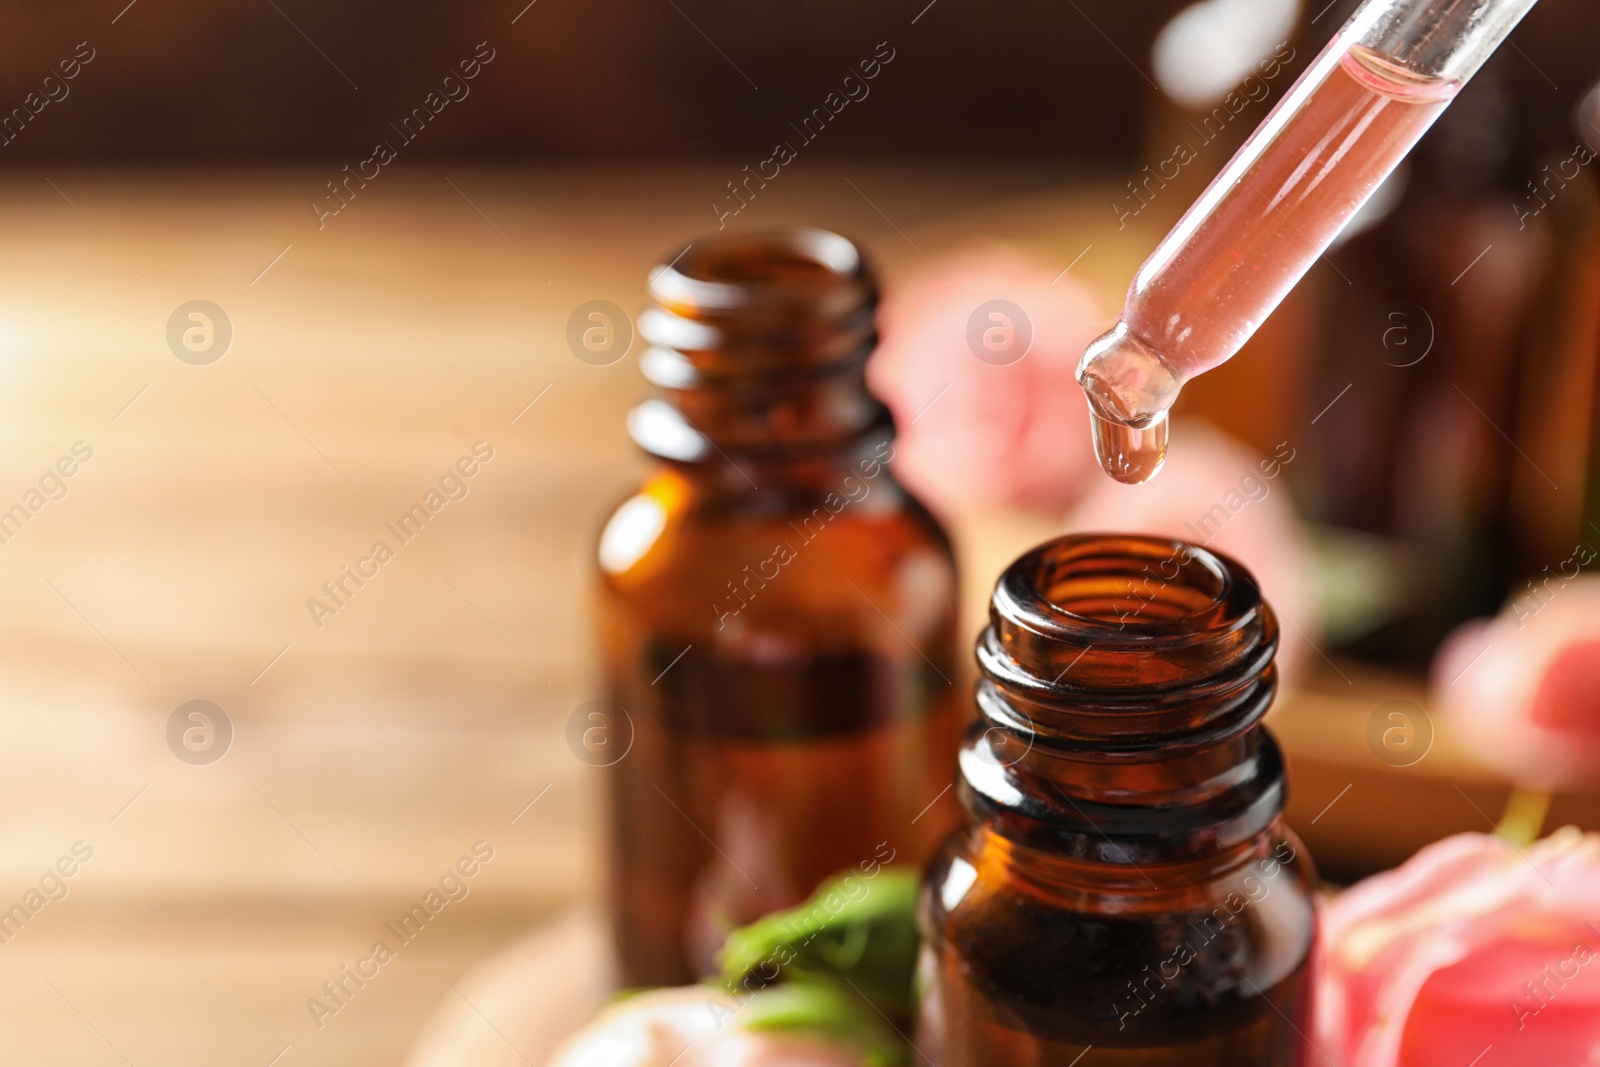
3,0 -> 1594,161
4,0 -> 1196,160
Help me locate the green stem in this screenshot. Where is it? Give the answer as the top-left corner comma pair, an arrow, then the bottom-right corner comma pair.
1495,787 -> 1552,848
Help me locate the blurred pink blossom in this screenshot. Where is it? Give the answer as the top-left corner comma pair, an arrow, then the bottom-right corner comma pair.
866,246 -> 1104,514
547,987 -> 867,1067
1431,570 -> 1600,792
1318,828 -> 1600,1067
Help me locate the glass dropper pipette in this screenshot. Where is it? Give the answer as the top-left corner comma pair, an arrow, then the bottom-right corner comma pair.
1077,0 -> 1541,483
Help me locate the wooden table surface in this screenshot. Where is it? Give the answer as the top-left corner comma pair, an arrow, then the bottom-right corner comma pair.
0,163 -> 1586,1067
0,162 -> 1082,1067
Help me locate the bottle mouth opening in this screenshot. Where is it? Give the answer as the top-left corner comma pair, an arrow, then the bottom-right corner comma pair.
681,229 -> 859,284
986,534 -> 1273,694
1036,536 -> 1228,626
649,228 -> 872,314
1026,534 -> 1231,630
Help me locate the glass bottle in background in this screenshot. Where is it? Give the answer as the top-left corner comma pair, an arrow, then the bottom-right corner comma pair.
596,229 -> 963,988
919,535 -> 1319,1066
1298,0 -> 1600,663
1510,74 -> 1600,576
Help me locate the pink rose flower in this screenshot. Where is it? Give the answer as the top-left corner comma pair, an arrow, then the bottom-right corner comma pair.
1063,420 -> 1317,684
865,246 -> 1105,514
1431,571 -> 1600,792
1318,828 -> 1600,1067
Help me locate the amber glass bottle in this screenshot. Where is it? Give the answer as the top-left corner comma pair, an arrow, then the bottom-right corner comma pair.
596,228 -> 962,988
919,535 -> 1318,1065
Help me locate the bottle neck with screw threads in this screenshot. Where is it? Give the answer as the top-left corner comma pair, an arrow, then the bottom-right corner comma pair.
963,534 -> 1285,880
629,228 -> 893,491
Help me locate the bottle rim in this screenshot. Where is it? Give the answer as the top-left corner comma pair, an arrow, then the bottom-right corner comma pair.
648,227 -> 874,317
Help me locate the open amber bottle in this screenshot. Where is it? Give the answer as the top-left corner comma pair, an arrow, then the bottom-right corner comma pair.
596,228 -> 962,987
919,535 -> 1318,1065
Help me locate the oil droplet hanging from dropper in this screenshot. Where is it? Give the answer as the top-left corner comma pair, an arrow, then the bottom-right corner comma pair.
1089,409 -> 1168,484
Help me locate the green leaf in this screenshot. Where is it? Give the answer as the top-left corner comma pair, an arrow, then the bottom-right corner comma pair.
718,867 -> 922,1019
738,980 -> 908,1067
